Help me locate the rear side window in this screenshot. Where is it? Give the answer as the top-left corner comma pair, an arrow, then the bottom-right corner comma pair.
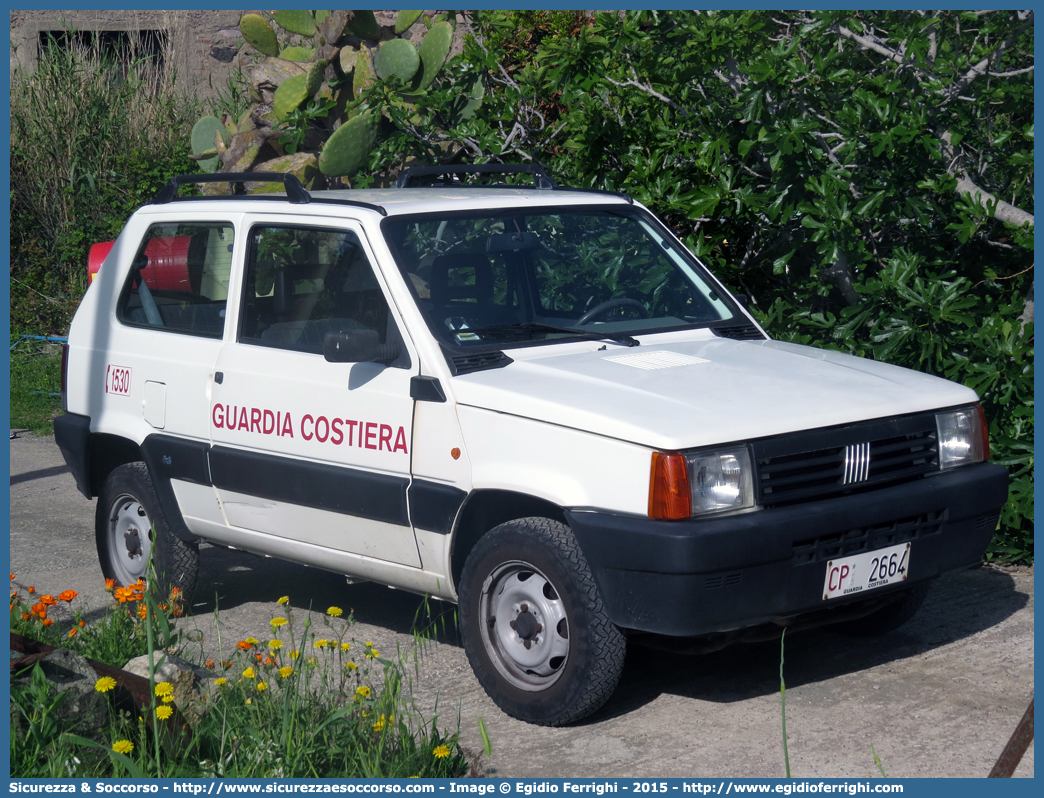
116,223 -> 234,338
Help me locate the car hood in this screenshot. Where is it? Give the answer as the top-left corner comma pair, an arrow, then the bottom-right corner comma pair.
449,337 -> 977,450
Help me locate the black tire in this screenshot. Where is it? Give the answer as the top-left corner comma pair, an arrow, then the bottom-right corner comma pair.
95,462 -> 200,604
458,517 -> 626,726
837,582 -> 931,636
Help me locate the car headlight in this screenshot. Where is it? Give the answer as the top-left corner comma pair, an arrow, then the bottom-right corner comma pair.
936,405 -> 989,469
649,446 -> 755,519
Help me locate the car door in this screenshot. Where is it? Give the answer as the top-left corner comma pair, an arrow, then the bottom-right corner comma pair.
207,215 -> 422,568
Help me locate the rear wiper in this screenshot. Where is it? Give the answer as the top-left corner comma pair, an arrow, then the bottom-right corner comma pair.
465,322 -> 640,347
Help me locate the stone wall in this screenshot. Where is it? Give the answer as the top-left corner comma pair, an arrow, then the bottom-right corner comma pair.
11,9 -> 247,99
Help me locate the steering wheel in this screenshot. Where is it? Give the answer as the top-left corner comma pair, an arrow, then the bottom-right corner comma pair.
577,297 -> 649,325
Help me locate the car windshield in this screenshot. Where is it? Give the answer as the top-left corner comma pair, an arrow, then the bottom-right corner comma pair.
383,206 -> 738,350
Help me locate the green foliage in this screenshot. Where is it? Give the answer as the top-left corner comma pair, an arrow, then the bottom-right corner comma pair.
10,34 -> 200,336
418,21 -> 454,90
435,9 -> 1032,562
319,113 -> 379,176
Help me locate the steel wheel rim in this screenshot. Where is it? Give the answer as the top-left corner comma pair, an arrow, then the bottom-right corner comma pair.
107,492 -> 152,585
478,560 -> 570,692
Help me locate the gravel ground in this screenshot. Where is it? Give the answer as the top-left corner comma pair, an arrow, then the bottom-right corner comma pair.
9,431 -> 1034,778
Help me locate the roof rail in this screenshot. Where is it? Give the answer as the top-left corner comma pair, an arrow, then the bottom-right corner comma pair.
150,173 -> 389,216
394,164 -> 558,189
153,173 -> 312,204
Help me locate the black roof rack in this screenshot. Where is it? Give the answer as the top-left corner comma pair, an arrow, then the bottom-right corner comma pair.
392,164 -> 633,203
151,173 -> 388,216
394,164 -> 558,189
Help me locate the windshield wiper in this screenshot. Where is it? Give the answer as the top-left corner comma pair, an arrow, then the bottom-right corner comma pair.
464,322 -> 640,347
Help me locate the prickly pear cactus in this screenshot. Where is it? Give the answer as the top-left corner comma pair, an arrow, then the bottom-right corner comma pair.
191,116 -> 227,173
200,11 -> 468,188
273,10 -> 316,37
374,39 -> 420,83
419,21 -> 453,90
319,113 -> 378,177
240,14 -> 280,57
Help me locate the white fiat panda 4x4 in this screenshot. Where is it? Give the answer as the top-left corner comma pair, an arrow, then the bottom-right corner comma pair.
56,167 -> 1009,726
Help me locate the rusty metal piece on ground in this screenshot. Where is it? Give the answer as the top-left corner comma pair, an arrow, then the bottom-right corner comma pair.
988,696 -> 1034,777
11,632 -> 194,751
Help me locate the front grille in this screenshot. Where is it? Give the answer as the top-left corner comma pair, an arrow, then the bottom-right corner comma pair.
791,510 -> 947,565
754,413 -> 939,507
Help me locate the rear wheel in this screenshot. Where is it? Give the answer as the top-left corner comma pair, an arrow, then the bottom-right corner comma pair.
838,582 -> 931,636
96,462 -> 199,603
458,517 -> 626,726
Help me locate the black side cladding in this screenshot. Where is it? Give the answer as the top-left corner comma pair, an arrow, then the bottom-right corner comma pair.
53,413 -> 92,498
207,446 -> 410,527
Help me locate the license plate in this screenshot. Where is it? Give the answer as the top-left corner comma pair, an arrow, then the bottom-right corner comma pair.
823,542 -> 910,600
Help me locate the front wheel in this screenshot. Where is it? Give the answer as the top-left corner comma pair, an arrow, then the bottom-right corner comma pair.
96,462 -> 199,604
458,517 -> 626,726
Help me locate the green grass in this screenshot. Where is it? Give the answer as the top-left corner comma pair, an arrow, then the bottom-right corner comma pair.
10,337 -> 64,435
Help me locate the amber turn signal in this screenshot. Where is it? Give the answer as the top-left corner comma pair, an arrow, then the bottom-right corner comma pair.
649,451 -> 691,519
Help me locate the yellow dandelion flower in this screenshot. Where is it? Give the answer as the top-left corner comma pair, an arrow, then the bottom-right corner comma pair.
289,650 -> 300,660
268,639 -> 283,650
154,682 -> 173,697
161,694 -> 175,703
364,641 -> 373,647
256,682 -> 268,692
245,637 -> 259,645
355,685 -> 371,698
340,642 -> 351,652
94,676 -> 117,693
433,744 -> 451,759
373,715 -> 386,732
345,661 -> 358,671
366,649 -> 380,659
326,606 -> 343,617
244,699 -> 252,706
156,706 -> 173,720
270,617 -> 288,627
214,678 -> 228,687
242,667 -> 255,679
276,596 -> 289,605
313,638 -> 328,649
278,666 -> 294,679
112,740 -> 134,755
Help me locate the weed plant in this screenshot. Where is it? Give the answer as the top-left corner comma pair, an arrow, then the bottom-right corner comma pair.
10,576 -> 469,778
10,32 -> 200,334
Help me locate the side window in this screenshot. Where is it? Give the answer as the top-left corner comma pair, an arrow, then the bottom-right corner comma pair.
116,223 -> 234,338
239,225 -> 399,356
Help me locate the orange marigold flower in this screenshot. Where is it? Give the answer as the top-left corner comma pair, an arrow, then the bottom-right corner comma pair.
58,590 -> 78,603
79,620 -> 86,627
137,604 -> 147,619
205,659 -> 216,670
236,640 -> 253,650
104,578 -> 116,592
21,613 -> 30,621
42,618 -> 53,627
68,628 -> 78,638
113,587 -> 133,603
255,653 -> 263,662
169,587 -> 183,598
39,595 -> 58,607
172,606 -> 183,618
9,573 -> 14,580
27,586 -> 35,594
32,603 -> 46,616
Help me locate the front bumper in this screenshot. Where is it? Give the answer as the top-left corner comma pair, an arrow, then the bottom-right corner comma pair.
566,462 -> 1009,637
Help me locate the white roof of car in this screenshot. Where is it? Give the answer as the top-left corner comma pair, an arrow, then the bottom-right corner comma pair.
313,187 -> 632,216
137,186 -> 633,220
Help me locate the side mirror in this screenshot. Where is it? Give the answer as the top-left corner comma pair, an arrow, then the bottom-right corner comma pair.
323,329 -> 400,364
